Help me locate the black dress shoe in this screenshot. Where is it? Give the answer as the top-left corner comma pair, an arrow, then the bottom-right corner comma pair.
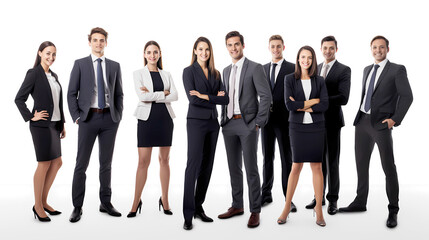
386,212 -> 397,228
327,202 -> 338,215
100,202 -> 122,217
305,198 -> 325,209
261,196 -> 273,206
44,208 -> 62,216
183,220 -> 193,230
338,203 -> 367,212
290,202 -> 297,212
69,207 -> 82,223
194,211 -> 214,222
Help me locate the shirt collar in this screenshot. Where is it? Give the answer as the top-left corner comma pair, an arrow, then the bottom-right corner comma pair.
91,53 -> 106,62
232,56 -> 245,69
271,58 -> 284,66
375,58 -> 388,68
323,59 -> 336,68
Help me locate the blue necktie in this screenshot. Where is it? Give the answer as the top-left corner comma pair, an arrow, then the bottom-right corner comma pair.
270,63 -> 277,90
96,58 -> 105,109
364,64 -> 380,112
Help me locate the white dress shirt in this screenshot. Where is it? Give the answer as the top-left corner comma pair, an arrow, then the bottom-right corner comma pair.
90,54 -> 110,108
360,58 -> 388,114
320,59 -> 336,78
301,79 -> 313,124
230,56 -> 246,115
270,58 -> 284,83
45,72 -> 61,121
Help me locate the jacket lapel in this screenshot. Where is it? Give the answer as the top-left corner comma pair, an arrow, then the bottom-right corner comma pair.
159,69 -> 169,90
193,62 -> 211,91
326,60 -> 338,80
373,61 -> 390,93
224,65 -> 231,92
239,58 -> 249,99
142,66 -> 154,92
37,65 -> 54,104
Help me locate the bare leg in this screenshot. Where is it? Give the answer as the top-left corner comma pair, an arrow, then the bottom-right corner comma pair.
159,146 -> 171,210
42,157 -> 62,211
34,161 -> 51,218
278,163 -> 303,221
311,162 -> 325,223
130,147 -> 152,212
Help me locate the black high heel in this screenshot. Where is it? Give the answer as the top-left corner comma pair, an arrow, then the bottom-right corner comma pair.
44,207 -> 62,215
127,200 -> 142,218
159,197 -> 173,215
32,206 -> 51,222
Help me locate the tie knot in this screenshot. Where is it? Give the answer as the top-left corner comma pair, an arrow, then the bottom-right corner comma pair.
97,58 -> 102,63
233,64 -> 237,70
272,63 -> 277,67
374,64 -> 380,70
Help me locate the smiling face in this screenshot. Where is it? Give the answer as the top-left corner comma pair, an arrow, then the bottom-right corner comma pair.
371,39 -> 389,63
226,36 -> 244,62
269,39 -> 284,62
299,49 -> 313,72
89,33 -> 107,56
144,44 -> 161,66
321,41 -> 337,63
194,41 -> 210,64
38,46 -> 56,69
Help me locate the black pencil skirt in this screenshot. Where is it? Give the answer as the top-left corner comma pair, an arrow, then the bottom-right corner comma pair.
30,121 -> 62,162
289,122 -> 325,163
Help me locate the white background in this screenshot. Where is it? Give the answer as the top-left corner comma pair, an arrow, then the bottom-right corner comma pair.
1,0 -> 427,239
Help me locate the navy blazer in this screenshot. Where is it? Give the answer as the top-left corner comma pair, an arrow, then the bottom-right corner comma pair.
318,61 -> 351,128
67,55 -> 124,123
354,61 -> 413,129
284,74 -> 329,124
183,62 -> 229,119
15,65 -> 65,131
263,60 -> 295,121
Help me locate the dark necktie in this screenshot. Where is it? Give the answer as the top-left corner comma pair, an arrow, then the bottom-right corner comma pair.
96,58 -> 106,109
364,64 -> 380,112
270,63 -> 277,90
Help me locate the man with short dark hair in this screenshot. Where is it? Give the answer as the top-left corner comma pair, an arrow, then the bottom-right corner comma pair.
305,36 -> 351,215
218,31 -> 271,228
68,27 -> 124,222
260,35 -> 296,212
339,36 -> 413,229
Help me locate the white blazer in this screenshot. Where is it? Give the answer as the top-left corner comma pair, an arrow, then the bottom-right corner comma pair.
133,66 -> 178,121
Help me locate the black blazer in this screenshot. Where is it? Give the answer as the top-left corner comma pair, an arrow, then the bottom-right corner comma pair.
263,60 -> 295,121
183,62 -> 229,119
354,61 -> 413,129
317,61 -> 351,128
15,65 -> 65,131
284,74 -> 328,124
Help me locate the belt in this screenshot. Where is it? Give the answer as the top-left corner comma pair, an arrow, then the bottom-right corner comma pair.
232,114 -> 242,119
90,108 -> 110,113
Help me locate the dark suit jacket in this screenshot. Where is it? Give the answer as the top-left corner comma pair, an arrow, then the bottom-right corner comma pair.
263,60 -> 295,121
67,55 -> 124,123
15,65 -> 65,131
284,74 -> 329,124
318,61 -> 351,128
353,60 -> 413,129
183,62 -> 229,119
221,58 -> 272,127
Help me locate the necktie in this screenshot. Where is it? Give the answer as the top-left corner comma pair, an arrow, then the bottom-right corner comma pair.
270,63 -> 277,90
96,58 -> 106,109
364,64 -> 380,112
227,65 -> 238,119
322,64 -> 330,79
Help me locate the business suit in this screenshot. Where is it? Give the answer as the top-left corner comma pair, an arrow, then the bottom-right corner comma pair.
134,66 -> 177,147
182,62 -> 228,222
318,60 -> 351,203
261,60 -> 294,201
15,65 -> 65,161
221,57 -> 271,214
284,74 -> 328,162
67,55 -> 124,207
351,60 -> 412,213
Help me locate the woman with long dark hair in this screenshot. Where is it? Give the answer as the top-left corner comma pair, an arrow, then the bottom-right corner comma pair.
15,41 -> 65,222
127,41 -> 178,218
182,37 -> 229,230
277,45 -> 328,226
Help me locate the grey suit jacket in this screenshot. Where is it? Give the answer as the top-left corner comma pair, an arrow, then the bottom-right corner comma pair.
353,60 -> 413,130
221,57 -> 272,128
67,55 -> 124,123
